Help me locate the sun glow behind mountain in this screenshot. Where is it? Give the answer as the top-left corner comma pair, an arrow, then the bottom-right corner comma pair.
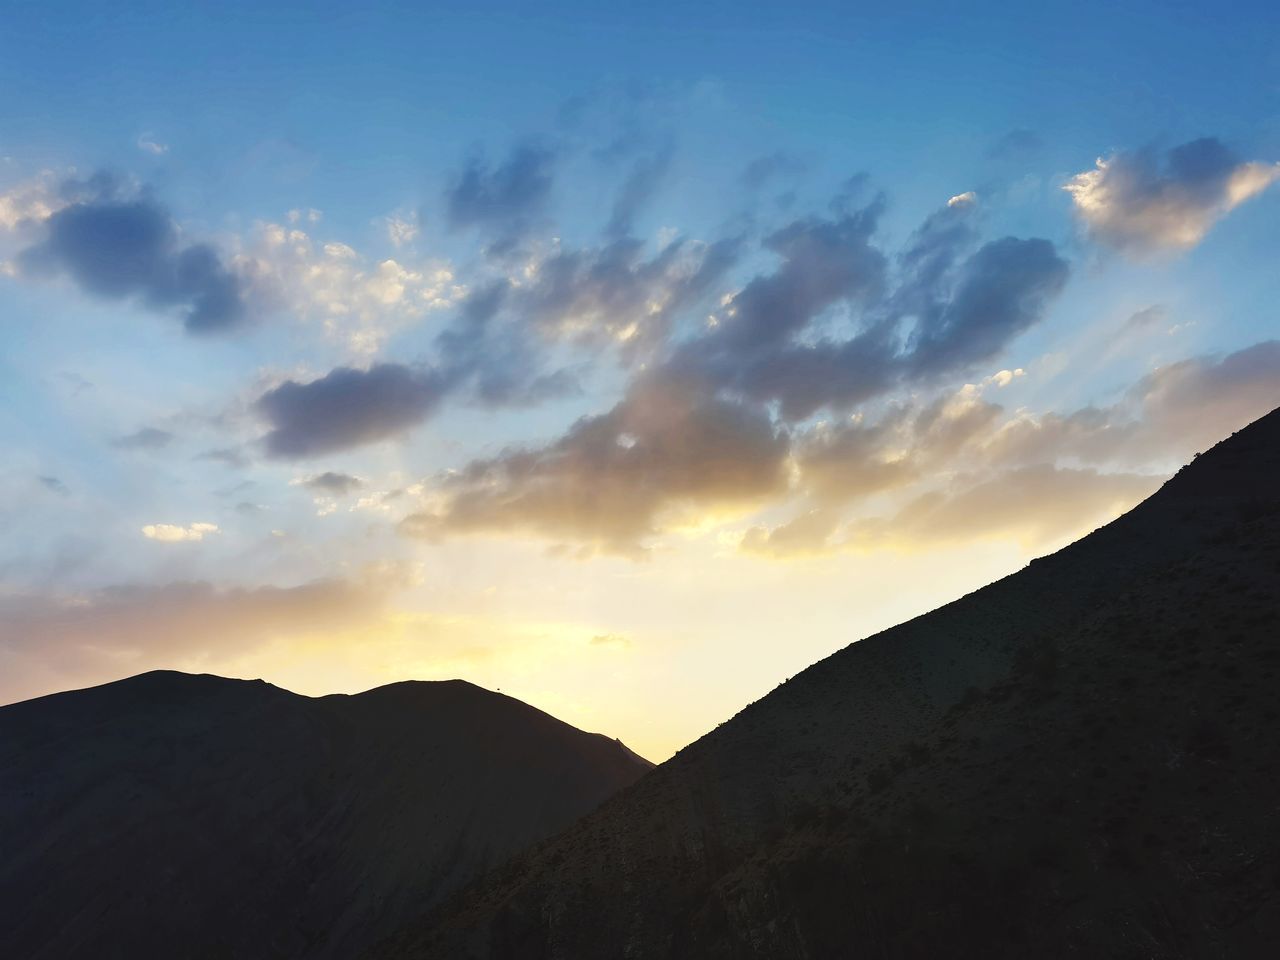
1,0 -> 1278,762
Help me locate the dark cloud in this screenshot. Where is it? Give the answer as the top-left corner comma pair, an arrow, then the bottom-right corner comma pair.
431,234 -> 738,409
38,476 -> 69,496
1124,304 -> 1169,331
19,177 -> 247,332
606,146 -> 673,238
672,194 -> 1066,421
111,426 -> 174,450
719,202 -> 887,351
665,200 -> 892,418
986,128 -> 1042,160
401,373 -> 790,555
301,472 -> 364,496
1065,137 -> 1279,254
256,364 -> 449,459
444,143 -> 556,247
215,480 -> 257,498
742,151 -> 807,189
401,187 -> 1076,554
702,328 -> 899,422
197,447 -> 252,469
433,281 -> 581,408
890,193 -> 980,320
905,236 -> 1069,377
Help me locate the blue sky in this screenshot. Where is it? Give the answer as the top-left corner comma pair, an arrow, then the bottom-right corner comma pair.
2,1 -> 1278,758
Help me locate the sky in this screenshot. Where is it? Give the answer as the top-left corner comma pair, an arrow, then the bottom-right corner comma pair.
2,0 -> 1279,761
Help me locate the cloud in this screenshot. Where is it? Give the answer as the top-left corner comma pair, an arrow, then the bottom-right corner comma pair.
401,373 -> 790,555
38,476 -> 69,496
385,213 -> 419,247
17,175 -> 247,332
742,339 -> 1279,559
0,578 -> 386,702
234,218 -> 459,355
590,633 -> 631,648
746,466 -> 1158,559
197,447 -> 251,469
1124,304 -> 1169,331
136,133 -> 169,156
518,234 -> 739,353
741,151 -> 807,189
986,128 -> 1042,160
444,143 -> 556,247
141,522 -> 219,542
111,426 -> 174,450
1065,137 -> 1280,254
905,236 -> 1069,377
256,363 -> 450,458
790,414 -> 917,505
401,189 -> 1073,555
859,465 -> 1161,550
0,172 -> 60,230
7,173 -> 457,352
669,199 -> 894,420
718,202 -> 888,352
606,146 -> 673,237
675,194 -> 1066,421
298,471 -> 364,496
984,340 -> 1280,468
740,508 -> 842,558
1131,340 -> 1280,447
426,234 -> 737,409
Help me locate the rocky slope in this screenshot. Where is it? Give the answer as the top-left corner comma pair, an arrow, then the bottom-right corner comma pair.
376,407 -> 1280,959
0,674 -> 651,959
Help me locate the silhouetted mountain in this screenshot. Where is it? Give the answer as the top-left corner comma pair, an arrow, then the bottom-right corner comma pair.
377,408 -> 1280,959
0,673 -> 651,959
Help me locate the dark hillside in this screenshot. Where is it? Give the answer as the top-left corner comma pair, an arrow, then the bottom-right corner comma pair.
0,673 -> 651,959
380,408 -> 1280,959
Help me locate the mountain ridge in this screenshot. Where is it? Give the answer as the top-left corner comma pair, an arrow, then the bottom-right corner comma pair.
0,669 -> 652,959
375,407 -> 1280,959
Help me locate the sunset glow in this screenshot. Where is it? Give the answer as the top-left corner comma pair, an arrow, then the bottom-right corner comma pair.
2,1 -> 1278,762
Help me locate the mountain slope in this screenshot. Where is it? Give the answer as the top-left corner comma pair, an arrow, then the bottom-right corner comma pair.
0,673 -> 652,959
378,407 -> 1280,959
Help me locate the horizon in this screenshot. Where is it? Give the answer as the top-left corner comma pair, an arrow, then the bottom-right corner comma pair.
3,0 -> 1280,762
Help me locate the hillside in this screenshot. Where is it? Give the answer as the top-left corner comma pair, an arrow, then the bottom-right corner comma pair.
376,407 -> 1280,959
0,673 -> 651,959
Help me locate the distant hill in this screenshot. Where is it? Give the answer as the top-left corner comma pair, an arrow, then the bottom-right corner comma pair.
0,673 -> 651,959
376,407 -> 1280,959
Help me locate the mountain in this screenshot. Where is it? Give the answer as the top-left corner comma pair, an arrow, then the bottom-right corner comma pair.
376,407 -> 1280,959
0,673 -> 651,959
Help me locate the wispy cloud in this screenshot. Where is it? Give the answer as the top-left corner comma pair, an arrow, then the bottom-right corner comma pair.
141,522 -> 219,542
136,133 -> 169,155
